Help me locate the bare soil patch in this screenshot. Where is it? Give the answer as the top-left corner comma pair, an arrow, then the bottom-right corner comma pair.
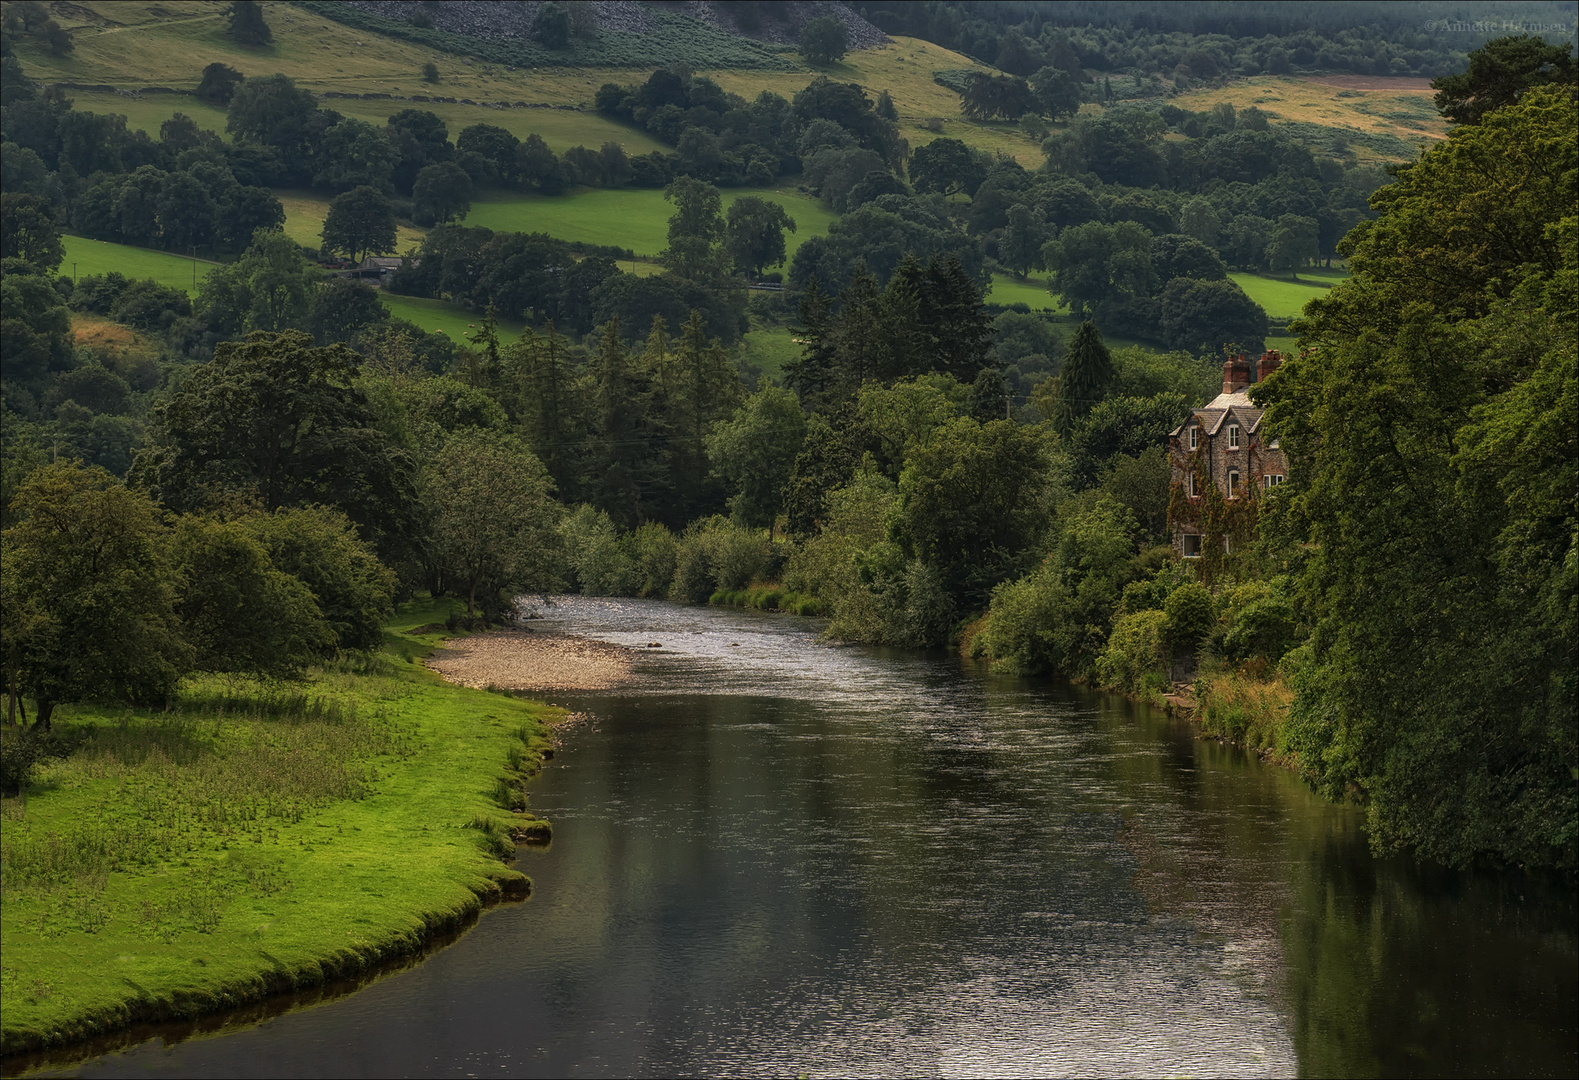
426,631 -> 636,692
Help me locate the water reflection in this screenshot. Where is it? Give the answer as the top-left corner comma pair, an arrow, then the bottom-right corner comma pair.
20,598 -> 1575,1078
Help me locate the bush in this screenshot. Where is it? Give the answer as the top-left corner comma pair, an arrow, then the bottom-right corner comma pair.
1096,608 -> 1170,693
628,522 -> 677,597
559,505 -> 635,596
1163,580 -> 1214,651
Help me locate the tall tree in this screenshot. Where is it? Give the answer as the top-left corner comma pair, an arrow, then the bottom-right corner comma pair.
1431,35 -> 1576,124
225,0 -> 272,46
1052,320 -> 1115,436
1256,84 -> 1577,871
1,463 -> 186,727
662,176 -> 727,281
131,330 -> 417,559
725,196 -> 796,278
799,15 -> 849,66
706,386 -> 808,534
428,433 -> 562,615
320,185 -> 397,265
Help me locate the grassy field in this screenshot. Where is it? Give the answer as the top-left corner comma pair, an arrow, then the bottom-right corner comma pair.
0,599 -> 559,1057
1230,268 -> 1347,319
380,293 -> 525,343
737,325 -> 801,384
985,272 -> 1066,312
274,190 -> 426,253
1171,76 -> 1445,160
60,235 -> 215,294
18,4 -> 1042,166
461,186 -> 838,260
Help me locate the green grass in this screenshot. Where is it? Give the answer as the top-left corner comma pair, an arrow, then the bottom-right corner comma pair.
737,325 -> 802,383
1230,269 -> 1347,320
985,272 -> 1066,312
380,293 -> 524,343
460,187 -> 837,260
274,190 -> 426,254
60,235 -> 214,295
0,598 -> 558,1057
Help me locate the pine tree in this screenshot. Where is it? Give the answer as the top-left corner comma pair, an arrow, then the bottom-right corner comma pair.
784,275 -> 837,411
1051,320 -> 1113,436
829,264 -> 884,399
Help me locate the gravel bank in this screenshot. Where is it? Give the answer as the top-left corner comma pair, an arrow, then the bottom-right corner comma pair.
426,631 -> 636,691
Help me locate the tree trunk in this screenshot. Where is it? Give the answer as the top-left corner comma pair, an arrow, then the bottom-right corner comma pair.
35,696 -> 52,730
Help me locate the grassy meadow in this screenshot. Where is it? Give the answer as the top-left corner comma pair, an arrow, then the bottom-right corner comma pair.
61,235 -> 214,294
1229,268 -> 1347,319
986,272 -> 1064,312
380,293 -> 524,343
275,190 -> 426,253
0,600 -> 558,1057
461,186 -> 836,260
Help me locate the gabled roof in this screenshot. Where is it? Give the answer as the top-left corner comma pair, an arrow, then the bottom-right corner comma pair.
1192,391 -> 1267,435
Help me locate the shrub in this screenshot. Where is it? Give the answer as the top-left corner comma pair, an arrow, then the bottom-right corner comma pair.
1163,581 -> 1214,652
1096,608 -> 1170,693
628,522 -> 677,597
559,505 -> 635,596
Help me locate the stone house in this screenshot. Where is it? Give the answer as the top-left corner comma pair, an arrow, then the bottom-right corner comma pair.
1167,351 -> 1289,558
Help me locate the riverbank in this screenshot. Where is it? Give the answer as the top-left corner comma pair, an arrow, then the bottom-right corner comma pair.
0,599 -> 559,1059
426,629 -> 637,691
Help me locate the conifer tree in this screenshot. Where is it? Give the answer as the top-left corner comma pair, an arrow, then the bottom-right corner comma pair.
1051,320 -> 1114,436
784,275 -> 837,411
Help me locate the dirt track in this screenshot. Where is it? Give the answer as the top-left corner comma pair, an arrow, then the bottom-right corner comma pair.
425,631 -> 635,691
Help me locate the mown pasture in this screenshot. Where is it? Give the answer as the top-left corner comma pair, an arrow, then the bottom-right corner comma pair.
460,187 -> 836,262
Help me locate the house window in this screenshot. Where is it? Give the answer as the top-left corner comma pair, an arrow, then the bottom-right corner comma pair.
1269,439 -> 1281,450
1188,425 -> 1199,450
1185,473 -> 1196,497
1228,424 -> 1241,450
1182,534 -> 1202,558
1263,474 -> 1285,488
1224,536 -> 1232,554
1227,470 -> 1240,498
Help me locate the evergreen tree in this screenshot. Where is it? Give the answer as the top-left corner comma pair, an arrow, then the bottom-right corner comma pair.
1052,320 -> 1114,436
784,275 -> 837,411
829,265 -> 885,400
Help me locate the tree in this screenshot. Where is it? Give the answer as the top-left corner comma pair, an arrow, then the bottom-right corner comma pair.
321,185 -> 397,266
1256,85 -> 1577,871
428,433 -> 562,614
155,171 -> 217,252
706,385 -> 807,532
411,161 -> 473,225
909,137 -> 986,196
421,62 -> 439,84
1050,320 -> 1114,435
314,118 -> 396,193
197,62 -> 244,105
131,330 -> 417,558
169,515 -> 331,677
533,2 -> 572,50
309,277 -> 388,345
1158,277 -> 1268,356
226,74 -> 319,154
961,73 -> 1038,120
246,506 -> 394,652
662,176 -> 728,281
225,0 -> 273,47
800,16 -> 849,67
1000,203 -> 1046,278
892,417 -> 1050,607
0,193 -> 64,274
1266,214 -> 1319,277
1,463 -> 186,727
725,196 -> 796,277
219,185 -> 286,252
1432,35 -> 1576,124
197,228 -> 321,333
1030,65 -> 1082,120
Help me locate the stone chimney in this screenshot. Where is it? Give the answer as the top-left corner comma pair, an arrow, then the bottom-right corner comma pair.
1256,350 -> 1283,383
1222,353 -> 1252,394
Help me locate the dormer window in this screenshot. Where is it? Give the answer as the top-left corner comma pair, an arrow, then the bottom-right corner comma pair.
1188,425 -> 1199,450
1228,424 -> 1241,450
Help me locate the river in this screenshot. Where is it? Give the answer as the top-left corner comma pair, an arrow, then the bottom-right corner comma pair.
29,598 -> 1579,1077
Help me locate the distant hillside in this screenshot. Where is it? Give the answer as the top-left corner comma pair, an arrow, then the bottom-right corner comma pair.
302,0 -> 887,70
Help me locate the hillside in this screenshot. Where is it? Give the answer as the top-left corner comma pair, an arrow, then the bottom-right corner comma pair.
17,0 -> 1444,168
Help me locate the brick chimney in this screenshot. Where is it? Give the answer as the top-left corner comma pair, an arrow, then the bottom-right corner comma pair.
1256,350 -> 1283,383
1222,353 -> 1252,394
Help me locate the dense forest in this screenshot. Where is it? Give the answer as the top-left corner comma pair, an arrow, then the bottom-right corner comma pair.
1,3 -> 1575,875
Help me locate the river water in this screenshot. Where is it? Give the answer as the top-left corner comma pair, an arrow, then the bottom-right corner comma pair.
31,598 -> 1579,1077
